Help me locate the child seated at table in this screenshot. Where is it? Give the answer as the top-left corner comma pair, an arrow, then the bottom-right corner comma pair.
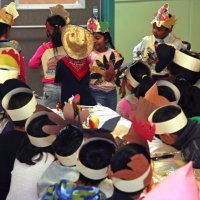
148,105 -> 200,168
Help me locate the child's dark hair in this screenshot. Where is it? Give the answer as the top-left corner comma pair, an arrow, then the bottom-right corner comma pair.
98,32 -> 115,49
78,138 -> 116,185
157,86 -> 176,102
7,92 -> 33,127
152,105 -> 186,135
17,114 -> 55,165
0,22 -> 10,37
53,124 -> 83,156
46,15 -> 66,49
111,143 -> 150,196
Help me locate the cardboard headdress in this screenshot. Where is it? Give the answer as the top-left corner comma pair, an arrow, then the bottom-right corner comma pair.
148,105 -> 188,134
0,2 -> 19,26
145,80 -> 181,104
156,43 -> 200,72
62,25 -> 94,60
151,4 -> 176,29
110,154 -> 152,193
25,111 -> 56,148
144,162 -> 199,200
76,137 -> 117,180
42,97 -> 89,135
49,4 -> 70,24
2,87 -> 37,121
87,18 -> 109,33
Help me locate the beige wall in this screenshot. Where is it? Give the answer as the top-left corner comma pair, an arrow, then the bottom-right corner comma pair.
114,0 -> 200,63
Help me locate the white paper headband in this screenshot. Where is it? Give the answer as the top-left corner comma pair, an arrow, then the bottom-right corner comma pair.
0,69 -> 19,84
157,80 -> 181,103
76,159 -> 109,180
2,87 -> 37,121
173,50 -> 200,72
25,111 -> 56,147
148,106 -> 188,134
112,167 -> 151,193
55,140 -> 85,167
126,69 -> 140,88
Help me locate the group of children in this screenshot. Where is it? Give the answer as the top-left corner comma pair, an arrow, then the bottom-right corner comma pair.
0,1 -> 200,200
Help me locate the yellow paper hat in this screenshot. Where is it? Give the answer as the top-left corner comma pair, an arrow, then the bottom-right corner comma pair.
0,2 -> 19,26
151,4 -> 176,29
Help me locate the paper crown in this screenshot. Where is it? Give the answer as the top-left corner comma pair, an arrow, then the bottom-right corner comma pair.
110,154 -> 152,193
151,4 -> 176,29
62,24 -> 94,60
2,87 -> 37,121
144,162 -> 199,200
25,111 -> 56,148
49,4 -> 70,24
76,137 -> 117,180
0,2 -> 19,26
87,18 -> 110,33
148,105 -> 188,134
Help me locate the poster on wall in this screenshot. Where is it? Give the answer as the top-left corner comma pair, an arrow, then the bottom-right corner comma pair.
15,0 -> 85,9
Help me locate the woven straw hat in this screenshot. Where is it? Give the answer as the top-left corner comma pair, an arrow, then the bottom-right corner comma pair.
62,25 -> 94,60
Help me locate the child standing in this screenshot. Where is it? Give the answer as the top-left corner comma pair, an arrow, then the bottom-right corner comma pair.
87,18 -> 124,110
55,24 -> 96,107
0,2 -> 26,83
29,5 -> 68,108
133,4 -> 186,69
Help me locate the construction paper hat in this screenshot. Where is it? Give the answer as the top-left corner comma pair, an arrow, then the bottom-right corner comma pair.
87,17 -> 109,33
62,24 -> 94,60
25,111 -> 56,147
1,79 -> 37,122
151,4 -> 176,29
49,4 -> 70,24
0,2 -> 19,26
144,162 -> 199,200
156,44 -> 200,73
110,146 -> 152,193
148,105 -> 188,135
0,47 -> 20,83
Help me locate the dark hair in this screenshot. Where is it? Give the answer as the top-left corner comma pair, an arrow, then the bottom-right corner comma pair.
46,15 -> 66,49
53,124 -> 83,156
157,86 -> 176,102
7,92 -> 33,127
168,62 -> 200,85
0,22 -> 10,37
78,138 -> 116,185
111,143 -> 150,196
97,32 -> 115,49
17,114 -> 55,165
152,105 -> 181,123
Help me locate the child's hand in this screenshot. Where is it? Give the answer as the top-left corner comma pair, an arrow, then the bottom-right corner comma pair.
103,61 -> 115,82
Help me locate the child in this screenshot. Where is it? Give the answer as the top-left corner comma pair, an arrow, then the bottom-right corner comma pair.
38,124 -> 83,198
6,111 -> 56,200
0,2 -> 26,83
109,143 -> 152,200
133,3 -> 186,69
29,5 -> 68,108
55,24 -> 96,107
148,105 -> 200,168
87,18 -> 124,110
76,137 -> 117,198
0,79 -> 37,199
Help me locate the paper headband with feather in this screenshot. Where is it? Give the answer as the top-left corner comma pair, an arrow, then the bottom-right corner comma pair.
110,154 -> 152,193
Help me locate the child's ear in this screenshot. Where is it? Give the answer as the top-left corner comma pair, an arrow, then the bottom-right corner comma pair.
159,133 -> 177,145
